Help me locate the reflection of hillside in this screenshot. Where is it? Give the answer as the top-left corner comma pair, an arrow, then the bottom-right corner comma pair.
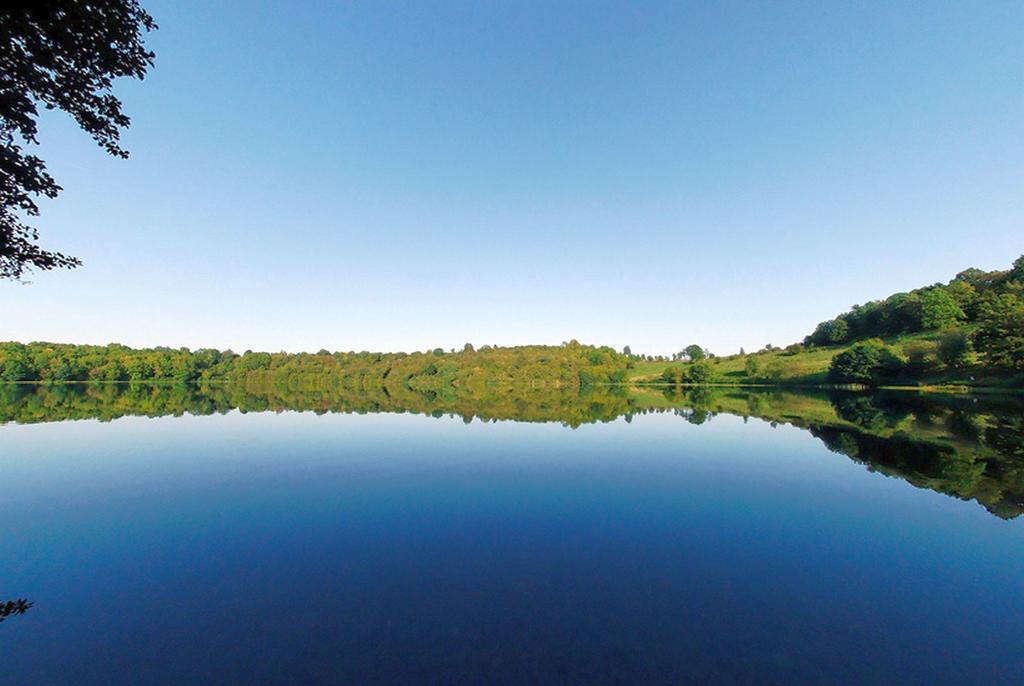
653,388 -> 1024,520
2,383 -> 1022,519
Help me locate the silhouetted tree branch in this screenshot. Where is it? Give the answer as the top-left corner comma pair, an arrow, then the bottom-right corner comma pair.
0,0 -> 156,280
0,598 -> 32,622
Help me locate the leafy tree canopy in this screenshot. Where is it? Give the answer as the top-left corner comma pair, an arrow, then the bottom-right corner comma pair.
1,1 -> 156,280
828,340 -> 904,385
937,330 -> 972,369
920,288 -> 965,329
683,344 -> 705,362
974,293 -> 1024,370
0,340 -> 633,389
686,360 -> 716,385
804,255 -> 1021,345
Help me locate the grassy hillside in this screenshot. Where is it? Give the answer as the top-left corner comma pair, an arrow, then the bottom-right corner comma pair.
631,255 -> 1024,389
630,329 -> 1022,389
629,345 -> 838,385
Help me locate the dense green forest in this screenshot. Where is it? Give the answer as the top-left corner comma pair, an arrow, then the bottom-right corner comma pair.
0,340 -> 631,389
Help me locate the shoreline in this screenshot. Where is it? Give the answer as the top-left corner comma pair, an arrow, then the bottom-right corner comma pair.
2,379 -> 1022,395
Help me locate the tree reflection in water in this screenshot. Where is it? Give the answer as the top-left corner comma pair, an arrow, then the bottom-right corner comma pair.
2,382 -> 1022,518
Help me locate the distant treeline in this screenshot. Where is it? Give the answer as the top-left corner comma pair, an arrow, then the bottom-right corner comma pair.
4,257 -> 1022,391
0,340 -> 631,388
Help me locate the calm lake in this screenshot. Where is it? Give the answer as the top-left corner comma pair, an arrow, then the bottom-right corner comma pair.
1,385 -> 1022,684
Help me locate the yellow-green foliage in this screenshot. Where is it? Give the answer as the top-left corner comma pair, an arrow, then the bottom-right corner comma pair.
0,380 -> 642,429
0,340 -> 631,389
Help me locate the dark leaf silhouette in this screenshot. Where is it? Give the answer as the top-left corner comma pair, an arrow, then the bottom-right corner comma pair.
0,1 -> 156,280
0,599 -> 33,623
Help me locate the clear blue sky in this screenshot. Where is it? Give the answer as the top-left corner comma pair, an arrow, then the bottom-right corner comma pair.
3,1 -> 1022,355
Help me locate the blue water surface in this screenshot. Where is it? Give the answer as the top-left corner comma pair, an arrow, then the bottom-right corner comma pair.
1,410 -> 1022,684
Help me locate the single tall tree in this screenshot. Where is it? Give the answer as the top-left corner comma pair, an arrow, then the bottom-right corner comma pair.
1,1 -> 156,280
683,344 -> 705,362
